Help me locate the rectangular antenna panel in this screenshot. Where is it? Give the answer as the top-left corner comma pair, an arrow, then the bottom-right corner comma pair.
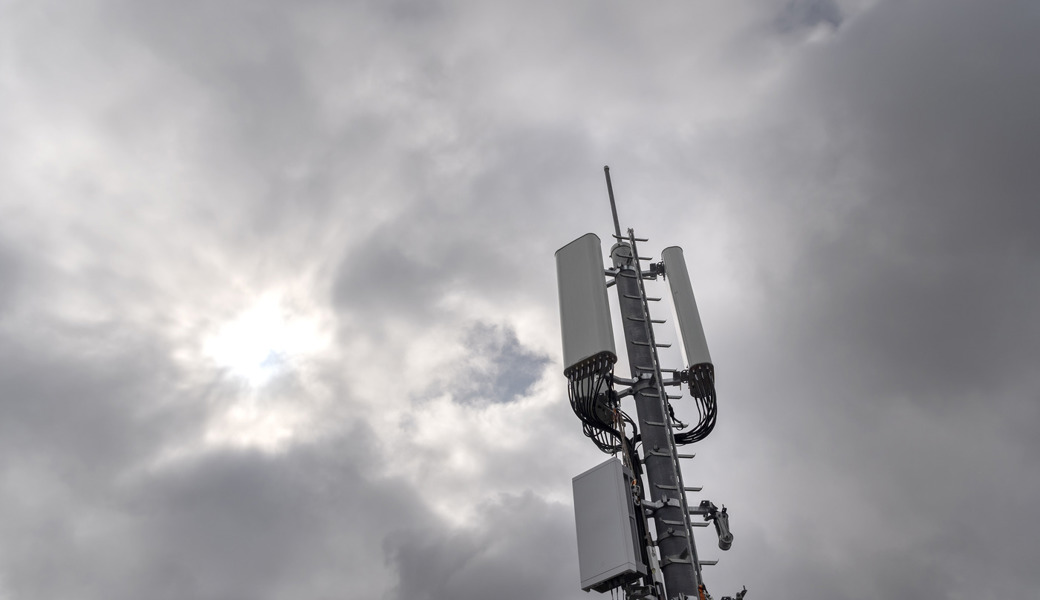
572,458 -> 646,592
662,246 -> 712,367
556,233 -> 616,371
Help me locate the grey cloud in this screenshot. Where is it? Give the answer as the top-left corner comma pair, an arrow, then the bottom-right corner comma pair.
0,329 -> 199,485
693,2 -> 1040,597
775,0 -> 843,33
116,434 -> 412,600
769,0 -> 1040,404
3,431 -> 433,600
333,233 -> 446,320
330,121 -> 602,330
386,492 -> 585,600
0,241 -> 20,314
0,335 -> 200,597
3,0 -> 1039,599
454,322 -> 550,405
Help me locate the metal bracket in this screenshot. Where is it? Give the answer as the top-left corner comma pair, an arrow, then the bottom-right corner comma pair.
642,497 -> 683,515
623,584 -> 659,600
660,549 -> 693,567
656,527 -> 688,542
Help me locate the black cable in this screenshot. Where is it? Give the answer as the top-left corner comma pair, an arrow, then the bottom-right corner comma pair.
673,363 -> 717,445
566,353 -> 625,454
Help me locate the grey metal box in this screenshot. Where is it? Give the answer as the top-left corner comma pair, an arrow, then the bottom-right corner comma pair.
572,458 -> 646,592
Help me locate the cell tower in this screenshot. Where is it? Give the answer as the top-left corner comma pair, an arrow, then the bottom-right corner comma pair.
556,168 -> 744,600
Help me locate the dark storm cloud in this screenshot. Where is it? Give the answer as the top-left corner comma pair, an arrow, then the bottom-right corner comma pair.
697,1 -> 1040,597
774,0 -> 1040,403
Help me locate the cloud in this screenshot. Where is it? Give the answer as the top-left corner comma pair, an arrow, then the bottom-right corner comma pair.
453,323 -> 551,405
385,492 -> 585,600
775,0 -> 844,33
1,0 -> 1038,599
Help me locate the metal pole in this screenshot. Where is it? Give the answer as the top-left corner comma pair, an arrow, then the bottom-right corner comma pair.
611,235 -> 703,599
604,166 -> 623,241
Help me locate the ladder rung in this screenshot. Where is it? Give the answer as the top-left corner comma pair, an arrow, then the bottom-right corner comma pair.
626,316 -> 646,322
623,294 -> 641,299
684,486 -> 702,492
700,560 -> 719,566
651,319 -> 666,324
690,521 -> 709,528
655,343 -> 671,348
645,420 -> 666,427
677,453 -> 696,459
667,394 -> 682,399
655,484 -> 678,491
646,297 -> 662,301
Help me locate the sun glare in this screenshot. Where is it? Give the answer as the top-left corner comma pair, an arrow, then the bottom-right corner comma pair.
204,295 -> 327,386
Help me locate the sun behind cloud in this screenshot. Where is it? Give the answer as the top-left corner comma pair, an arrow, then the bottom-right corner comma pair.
203,293 -> 328,387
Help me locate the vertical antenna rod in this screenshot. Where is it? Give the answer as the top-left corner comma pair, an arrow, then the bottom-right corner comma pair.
604,166 -> 622,240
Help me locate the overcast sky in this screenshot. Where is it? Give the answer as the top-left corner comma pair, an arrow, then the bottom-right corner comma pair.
1,0 -> 1038,598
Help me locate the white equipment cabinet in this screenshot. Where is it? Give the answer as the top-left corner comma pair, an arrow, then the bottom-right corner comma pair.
572,458 -> 647,592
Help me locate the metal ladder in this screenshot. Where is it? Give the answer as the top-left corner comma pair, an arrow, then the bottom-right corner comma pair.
623,229 -> 708,586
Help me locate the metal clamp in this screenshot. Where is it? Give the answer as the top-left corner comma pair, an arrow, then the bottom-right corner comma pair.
642,497 -> 683,515
655,527 -> 688,542
659,549 -> 693,567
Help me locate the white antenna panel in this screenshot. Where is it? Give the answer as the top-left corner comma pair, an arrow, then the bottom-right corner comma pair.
556,233 -> 616,372
662,246 -> 712,367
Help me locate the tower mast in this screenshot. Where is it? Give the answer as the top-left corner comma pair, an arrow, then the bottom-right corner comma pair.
604,167 -> 703,598
556,167 -> 739,600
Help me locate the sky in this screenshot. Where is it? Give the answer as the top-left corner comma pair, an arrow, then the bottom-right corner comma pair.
1,0 -> 1038,598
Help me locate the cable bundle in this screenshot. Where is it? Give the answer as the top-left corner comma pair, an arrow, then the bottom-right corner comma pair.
566,352 -> 635,454
673,362 -> 717,445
